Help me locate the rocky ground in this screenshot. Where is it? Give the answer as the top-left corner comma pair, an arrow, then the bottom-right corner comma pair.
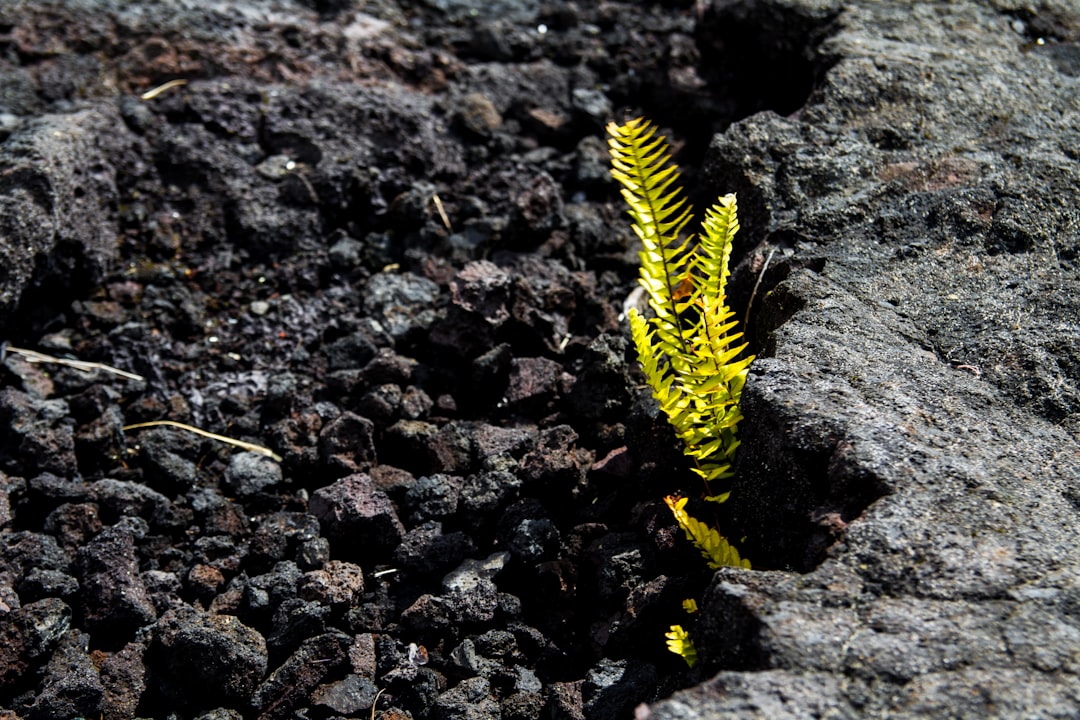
0,0 -> 1078,719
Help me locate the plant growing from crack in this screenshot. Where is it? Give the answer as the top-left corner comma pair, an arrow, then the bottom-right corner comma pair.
608,117 -> 753,667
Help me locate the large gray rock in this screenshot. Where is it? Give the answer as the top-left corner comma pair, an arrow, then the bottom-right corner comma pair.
0,105 -> 133,328
648,0 -> 1080,718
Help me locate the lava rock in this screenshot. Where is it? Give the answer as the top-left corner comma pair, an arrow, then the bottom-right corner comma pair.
403,473 -> 462,524
433,676 -> 501,720
28,629 -> 104,720
460,469 -> 523,521
451,260 -> 513,327
248,511 -> 324,572
310,673 -> 380,716
42,502 -> 103,553
393,520 -> 476,576
76,521 -> 157,640
90,477 -> 176,528
0,389 -> 77,477
265,598 -> 330,657
151,605 -> 268,707
136,426 -> 198,492
254,630 -> 352,720
582,658 -> 658,720
0,597 -> 71,686
317,411 -> 377,475
244,561 -> 304,618
498,499 -> 561,564
223,451 -> 283,496
502,356 -> 573,415
308,473 -> 406,562
98,640 -> 147,720
0,106 -> 132,323
298,559 -> 366,608
361,271 -> 441,340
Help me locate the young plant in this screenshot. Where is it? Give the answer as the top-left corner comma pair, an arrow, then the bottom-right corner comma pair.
608,116 -> 754,664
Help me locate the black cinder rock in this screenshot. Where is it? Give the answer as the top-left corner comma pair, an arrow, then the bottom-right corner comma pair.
223,451 -> 283,497
151,604 -> 268,707
309,473 -> 406,562
76,521 -> 157,641
433,676 -> 501,720
254,630 -> 352,720
28,629 -> 104,720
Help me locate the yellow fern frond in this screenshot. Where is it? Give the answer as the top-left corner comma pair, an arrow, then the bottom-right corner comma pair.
665,624 -> 698,667
609,118 -> 755,499
665,495 -> 751,570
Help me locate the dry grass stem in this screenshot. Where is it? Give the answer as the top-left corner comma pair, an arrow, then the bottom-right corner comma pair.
122,420 -> 283,462
4,344 -> 146,381
140,79 -> 189,100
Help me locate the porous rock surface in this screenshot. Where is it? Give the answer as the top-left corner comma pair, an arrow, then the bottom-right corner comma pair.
650,0 -> 1080,718
0,0 -> 1077,719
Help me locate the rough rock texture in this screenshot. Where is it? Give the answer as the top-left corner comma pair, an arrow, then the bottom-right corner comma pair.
0,0 -> 1077,718
0,107 -> 135,329
647,0 -> 1080,717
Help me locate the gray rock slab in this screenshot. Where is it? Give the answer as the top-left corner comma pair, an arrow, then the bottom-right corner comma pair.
0,105 -> 133,327
648,0 -> 1080,718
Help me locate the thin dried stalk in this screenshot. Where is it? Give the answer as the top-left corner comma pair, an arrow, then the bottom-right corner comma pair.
4,344 -> 145,381
122,420 -> 283,462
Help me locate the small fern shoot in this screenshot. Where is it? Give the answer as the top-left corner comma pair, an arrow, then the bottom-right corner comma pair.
609,117 -> 754,496
609,116 -> 755,668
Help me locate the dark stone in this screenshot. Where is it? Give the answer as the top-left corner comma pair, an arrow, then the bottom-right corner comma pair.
265,598 -> 330,657
248,512 -> 323,572
42,502 -> 102,552
0,389 -> 77,477
223,451 -> 283,496
581,658 -> 658,720
0,106 -> 133,328
584,534 -> 653,606
403,473 -> 462,524
28,630 -> 104,720
310,673 -> 380,716
546,680 -> 584,720
361,347 -> 417,386
76,522 -> 157,640
98,640 -> 147,720
136,426 -> 198,492
382,420 -> 440,474
317,411 -> 377,474
0,530 -> 72,584
503,690 -> 545,720
512,172 -> 565,244
151,605 -> 268,706
17,567 -> 79,601
360,271 -> 441,341
519,424 -> 585,490
90,477 -> 177,528
498,499 -> 561,564
647,1 -> 1080,717
567,333 -> 633,423
433,676 -> 501,720
356,383 -> 403,425
460,470 -> 523,522
309,473 -> 406,562
244,561 -> 304,618
451,260 -> 513,327
254,631 -> 352,720
502,356 -> 573,415
393,521 -> 476,576
189,488 -> 247,537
